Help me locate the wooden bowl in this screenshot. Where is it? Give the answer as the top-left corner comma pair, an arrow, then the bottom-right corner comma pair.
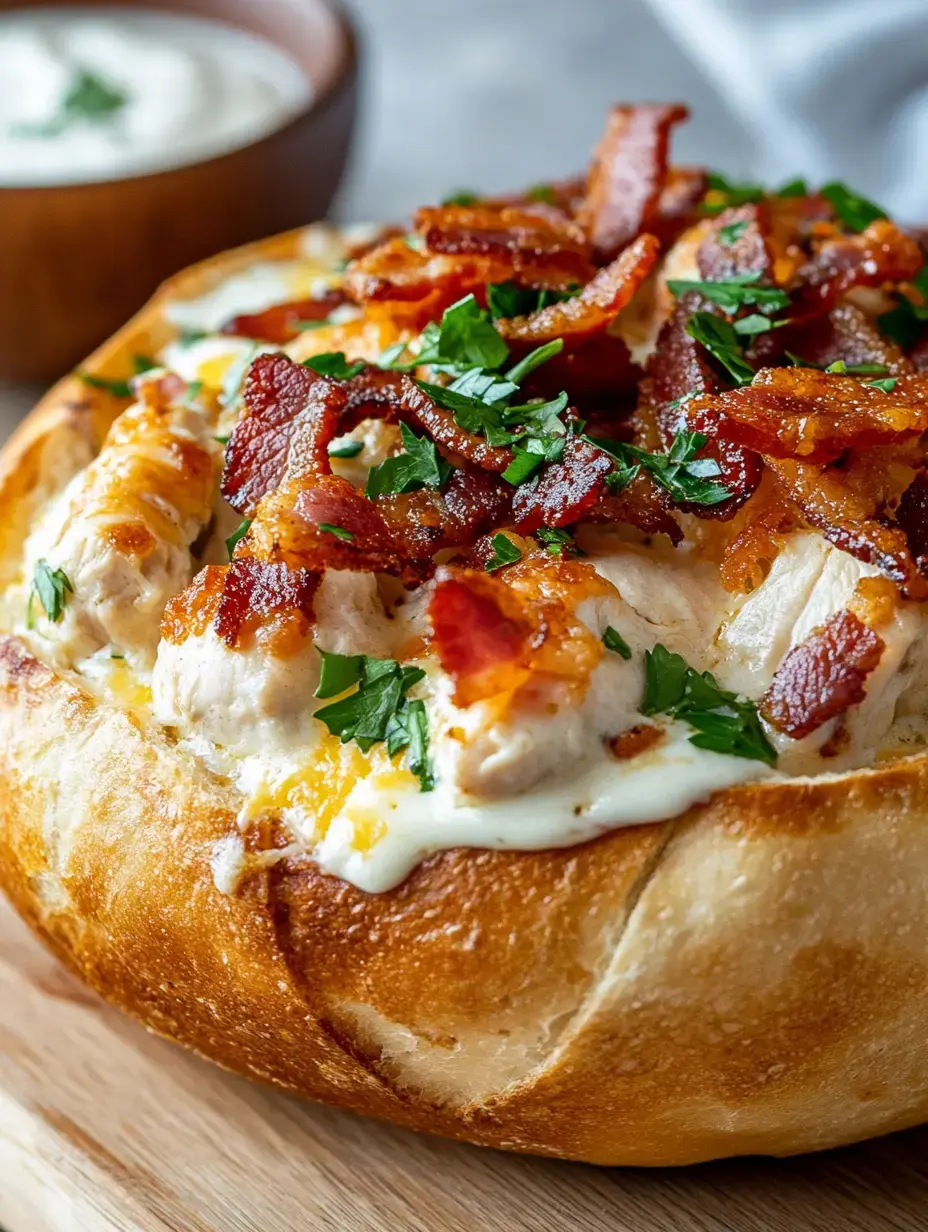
0,0 -> 359,382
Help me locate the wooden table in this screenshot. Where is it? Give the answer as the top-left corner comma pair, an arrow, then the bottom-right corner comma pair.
4,894 -> 928,1232
2,383 -> 928,1231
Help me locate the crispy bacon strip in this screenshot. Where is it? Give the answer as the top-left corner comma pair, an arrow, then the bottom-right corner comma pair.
697,204 -> 772,281
649,296 -> 762,519
377,466 -> 512,559
692,368 -> 928,462
652,166 -> 709,246
399,377 -> 514,472
522,334 -> 641,412
791,220 -> 923,318
577,103 -> 689,261
221,290 -> 348,344
429,568 -> 533,706
760,609 -> 885,739
768,455 -> 928,599
511,437 -> 613,532
222,354 -> 346,515
214,559 -> 319,650
415,204 -> 595,286
496,233 -> 660,346
583,474 -> 684,545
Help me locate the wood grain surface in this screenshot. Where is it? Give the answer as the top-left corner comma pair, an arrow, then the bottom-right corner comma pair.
0,894 -> 927,1232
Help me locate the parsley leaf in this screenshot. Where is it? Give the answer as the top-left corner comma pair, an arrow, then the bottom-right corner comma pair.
30,560 -> 73,624
718,220 -> 749,247
295,318 -> 333,332
505,339 -> 565,386
487,281 -> 578,319
701,171 -> 765,215
329,438 -> 364,459
442,190 -> 479,206
603,626 -> 632,660
14,67 -> 129,139
365,423 -> 454,498
527,183 -> 557,204
302,352 -> 365,379
667,271 -> 790,315
591,430 -> 731,506
78,371 -> 133,398
686,312 -> 756,386
415,379 -> 516,446
319,523 -> 354,540
866,377 -> 898,393
820,181 -> 887,233
785,354 -> 889,375
226,519 -> 252,560
313,653 -> 433,788
537,527 -> 579,557
777,177 -> 809,198
485,533 -> 522,571
641,643 -> 777,765
878,265 -> 928,349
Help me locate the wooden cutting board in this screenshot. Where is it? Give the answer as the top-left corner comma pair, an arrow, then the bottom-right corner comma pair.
3,900 -> 928,1231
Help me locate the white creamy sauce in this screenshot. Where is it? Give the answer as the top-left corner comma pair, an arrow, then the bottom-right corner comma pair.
0,7 -> 311,186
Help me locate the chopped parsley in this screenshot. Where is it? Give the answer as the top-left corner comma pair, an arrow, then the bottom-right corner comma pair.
641,643 -> 777,765
29,560 -> 73,625
381,294 -> 511,375
592,430 -> 731,507
485,533 -> 522,572
225,519 -> 252,560
442,190 -> 480,206
214,434 -> 231,446
295,318 -> 333,332
527,183 -> 557,204
365,423 -> 454,498
313,652 -> 433,790
686,312 -> 756,386
718,220 -> 749,247
537,527 -> 579,557
487,281 -> 578,320
302,352 -> 365,380
178,329 -> 209,347
328,438 -> 364,459
866,377 -> 898,393
777,177 -> 809,198
319,523 -> 355,540
785,354 -> 889,375
183,380 -> 204,409
878,265 -> 928,349
701,171 -> 765,215
602,626 -> 632,660
667,271 -> 790,315
78,353 -> 158,398
820,181 -> 887,233
505,340 -> 565,386
13,67 -> 129,139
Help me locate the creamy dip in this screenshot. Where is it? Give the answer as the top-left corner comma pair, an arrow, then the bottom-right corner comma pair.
0,7 -> 312,186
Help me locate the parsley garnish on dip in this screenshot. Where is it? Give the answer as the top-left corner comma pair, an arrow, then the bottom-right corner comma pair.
0,9 -> 311,187
28,560 -> 73,627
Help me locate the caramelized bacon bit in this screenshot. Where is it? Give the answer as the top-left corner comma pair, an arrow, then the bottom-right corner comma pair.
768,455 -> 928,599
429,568 -> 533,706
399,377 -> 514,472
584,474 -> 684,545
415,204 -> 595,286
767,302 -> 913,375
161,565 -> 225,645
221,290 -> 348,344
523,334 -> 641,411
497,234 -> 660,346
897,470 -> 928,569
719,498 -> 794,594
694,368 -> 928,462
377,466 -> 512,559
792,220 -> 923,318
653,166 -> 709,245
697,204 -> 772,282
608,724 -> 664,760
214,559 -> 319,650
578,103 -> 689,261
760,609 -> 885,739
511,437 -> 613,532
222,354 -> 346,515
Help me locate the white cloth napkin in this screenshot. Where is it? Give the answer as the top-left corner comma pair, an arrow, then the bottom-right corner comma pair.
645,0 -> 928,221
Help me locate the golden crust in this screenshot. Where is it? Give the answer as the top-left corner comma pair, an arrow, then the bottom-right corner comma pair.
3,229 -> 928,1165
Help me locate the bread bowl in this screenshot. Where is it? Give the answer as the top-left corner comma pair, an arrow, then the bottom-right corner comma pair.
4,104 -> 928,1166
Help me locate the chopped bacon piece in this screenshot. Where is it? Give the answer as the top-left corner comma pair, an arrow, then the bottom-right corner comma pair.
692,368 -> 928,462
697,204 -> 773,282
768,455 -> 928,599
760,609 -> 885,739
429,568 -> 533,706
719,497 -> 794,594
214,559 -> 319,650
221,290 -> 348,344
377,466 -> 512,559
897,471 -> 928,569
161,565 -> 225,646
511,437 -> 613,532
608,724 -> 664,760
415,204 -> 595,286
653,166 -> 709,246
582,473 -> 683,545
399,377 -> 514,472
496,233 -> 660,346
792,220 -> 923,318
577,103 -> 689,261
523,334 -> 641,412
649,297 -> 762,519
222,354 -> 346,515
764,302 -> 913,374
338,367 -> 406,432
